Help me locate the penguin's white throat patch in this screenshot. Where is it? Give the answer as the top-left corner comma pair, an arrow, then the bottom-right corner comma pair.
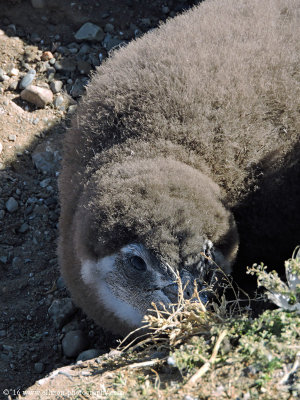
80,255 -> 143,328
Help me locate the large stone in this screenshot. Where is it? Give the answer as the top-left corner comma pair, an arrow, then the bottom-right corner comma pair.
75,22 -> 104,42
21,85 -> 53,108
48,298 -> 77,329
62,330 -> 89,358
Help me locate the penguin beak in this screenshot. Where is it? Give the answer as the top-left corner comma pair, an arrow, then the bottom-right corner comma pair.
161,269 -> 208,304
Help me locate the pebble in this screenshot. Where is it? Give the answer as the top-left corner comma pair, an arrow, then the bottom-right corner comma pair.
76,349 -> 103,362
34,362 -> 44,373
8,67 -> 19,77
21,85 -> 53,108
48,298 -> 77,329
141,18 -> 151,27
31,32 -> 41,43
31,0 -> 45,8
40,178 -> 51,188
62,330 -> 89,358
0,68 -> 9,82
41,51 -> 53,61
78,44 -> 90,55
0,142 -> 2,154
9,80 -> 18,91
70,78 -> 87,98
68,104 -> 77,114
50,80 -> 63,94
56,276 -> 66,290
6,197 -> 18,212
53,95 -> 64,108
162,6 -> 170,14
167,356 -> 176,366
74,22 -> 104,42
19,223 -> 29,233
6,24 -> 16,35
8,135 -> 16,141
104,23 -> 114,33
19,69 -> 36,90
102,34 -> 125,52
62,320 -> 81,333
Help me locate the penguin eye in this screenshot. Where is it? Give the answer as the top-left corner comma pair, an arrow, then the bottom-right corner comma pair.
130,256 -> 147,272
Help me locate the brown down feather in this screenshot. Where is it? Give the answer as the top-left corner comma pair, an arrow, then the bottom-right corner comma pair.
58,0 -> 300,327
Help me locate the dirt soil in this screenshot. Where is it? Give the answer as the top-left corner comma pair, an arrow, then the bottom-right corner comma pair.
0,1 -> 201,398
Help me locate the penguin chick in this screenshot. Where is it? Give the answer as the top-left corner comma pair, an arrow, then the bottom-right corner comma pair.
58,0 -> 300,335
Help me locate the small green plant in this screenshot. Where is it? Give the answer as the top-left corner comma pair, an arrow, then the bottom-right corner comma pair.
248,247 -> 300,313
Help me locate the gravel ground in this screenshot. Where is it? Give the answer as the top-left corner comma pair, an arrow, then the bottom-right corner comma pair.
0,1 -> 201,398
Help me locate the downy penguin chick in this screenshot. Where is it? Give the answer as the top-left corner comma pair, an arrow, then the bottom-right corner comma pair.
59,0 -> 300,335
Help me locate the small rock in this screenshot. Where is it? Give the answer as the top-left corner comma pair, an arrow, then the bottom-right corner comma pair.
62,319 -> 81,333
31,32 -> 41,43
8,67 -> 19,77
19,69 -> 36,90
78,44 -> 91,55
75,22 -> 104,42
19,223 -> 29,233
31,0 -> 45,7
162,6 -> 170,14
68,104 -> 77,114
70,78 -> 87,98
9,80 -> 18,91
32,151 -> 57,174
104,23 -> 114,33
40,177 -> 51,187
8,135 -> 16,141
62,330 -> 89,358
34,362 -> 44,373
0,142 -> 2,154
21,85 -> 53,108
102,34 -> 125,52
48,298 -> 77,329
12,257 -> 22,275
0,68 -> 9,82
50,80 -> 63,94
0,256 -> 7,263
6,197 -> 18,213
167,356 -> 176,366
53,95 -> 64,108
41,51 -> 54,61
6,24 -> 16,36
56,276 -> 66,290
140,18 -> 151,27
76,349 -> 103,362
